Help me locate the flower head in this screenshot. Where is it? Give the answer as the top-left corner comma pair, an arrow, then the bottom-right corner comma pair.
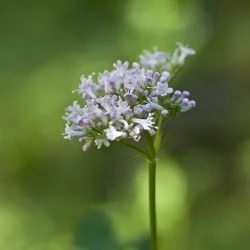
63,44 -> 196,151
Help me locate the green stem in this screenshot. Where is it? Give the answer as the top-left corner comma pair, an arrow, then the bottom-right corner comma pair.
149,158 -> 157,250
145,133 -> 157,250
121,129 -> 161,250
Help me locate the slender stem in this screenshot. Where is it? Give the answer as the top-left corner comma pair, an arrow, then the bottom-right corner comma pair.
145,133 -> 158,250
121,130 -> 160,250
149,158 -> 157,250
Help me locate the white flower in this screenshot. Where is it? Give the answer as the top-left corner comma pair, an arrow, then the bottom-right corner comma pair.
104,123 -> 126,141
130,125 -> 141,141
132,114 -> 156,131
95,138 -> 110,149
119,119 -> 130,130
82,140 -> 92,151
172,42 -> 196,65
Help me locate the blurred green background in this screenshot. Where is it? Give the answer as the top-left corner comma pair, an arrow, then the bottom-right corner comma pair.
1,0 -> 250,249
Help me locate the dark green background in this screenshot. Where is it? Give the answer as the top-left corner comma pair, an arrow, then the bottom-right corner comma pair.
0,0 -> 250,249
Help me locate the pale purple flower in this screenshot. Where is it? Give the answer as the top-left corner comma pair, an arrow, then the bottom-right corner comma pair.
79,75 -> 97,99
64,124 -> 84,140
155,82 -> 171,96
180,99 -> 196,112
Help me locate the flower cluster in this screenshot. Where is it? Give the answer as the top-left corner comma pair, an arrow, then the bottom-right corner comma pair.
63,43 -> 196,151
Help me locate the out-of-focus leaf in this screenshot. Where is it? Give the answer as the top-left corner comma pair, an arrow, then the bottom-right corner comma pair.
74,209 -> 118,250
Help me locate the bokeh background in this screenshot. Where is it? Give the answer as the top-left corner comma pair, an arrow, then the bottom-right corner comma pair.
1,0 -> 250,249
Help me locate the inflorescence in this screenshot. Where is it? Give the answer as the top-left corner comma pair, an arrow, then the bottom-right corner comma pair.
63,43 -> 196,151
